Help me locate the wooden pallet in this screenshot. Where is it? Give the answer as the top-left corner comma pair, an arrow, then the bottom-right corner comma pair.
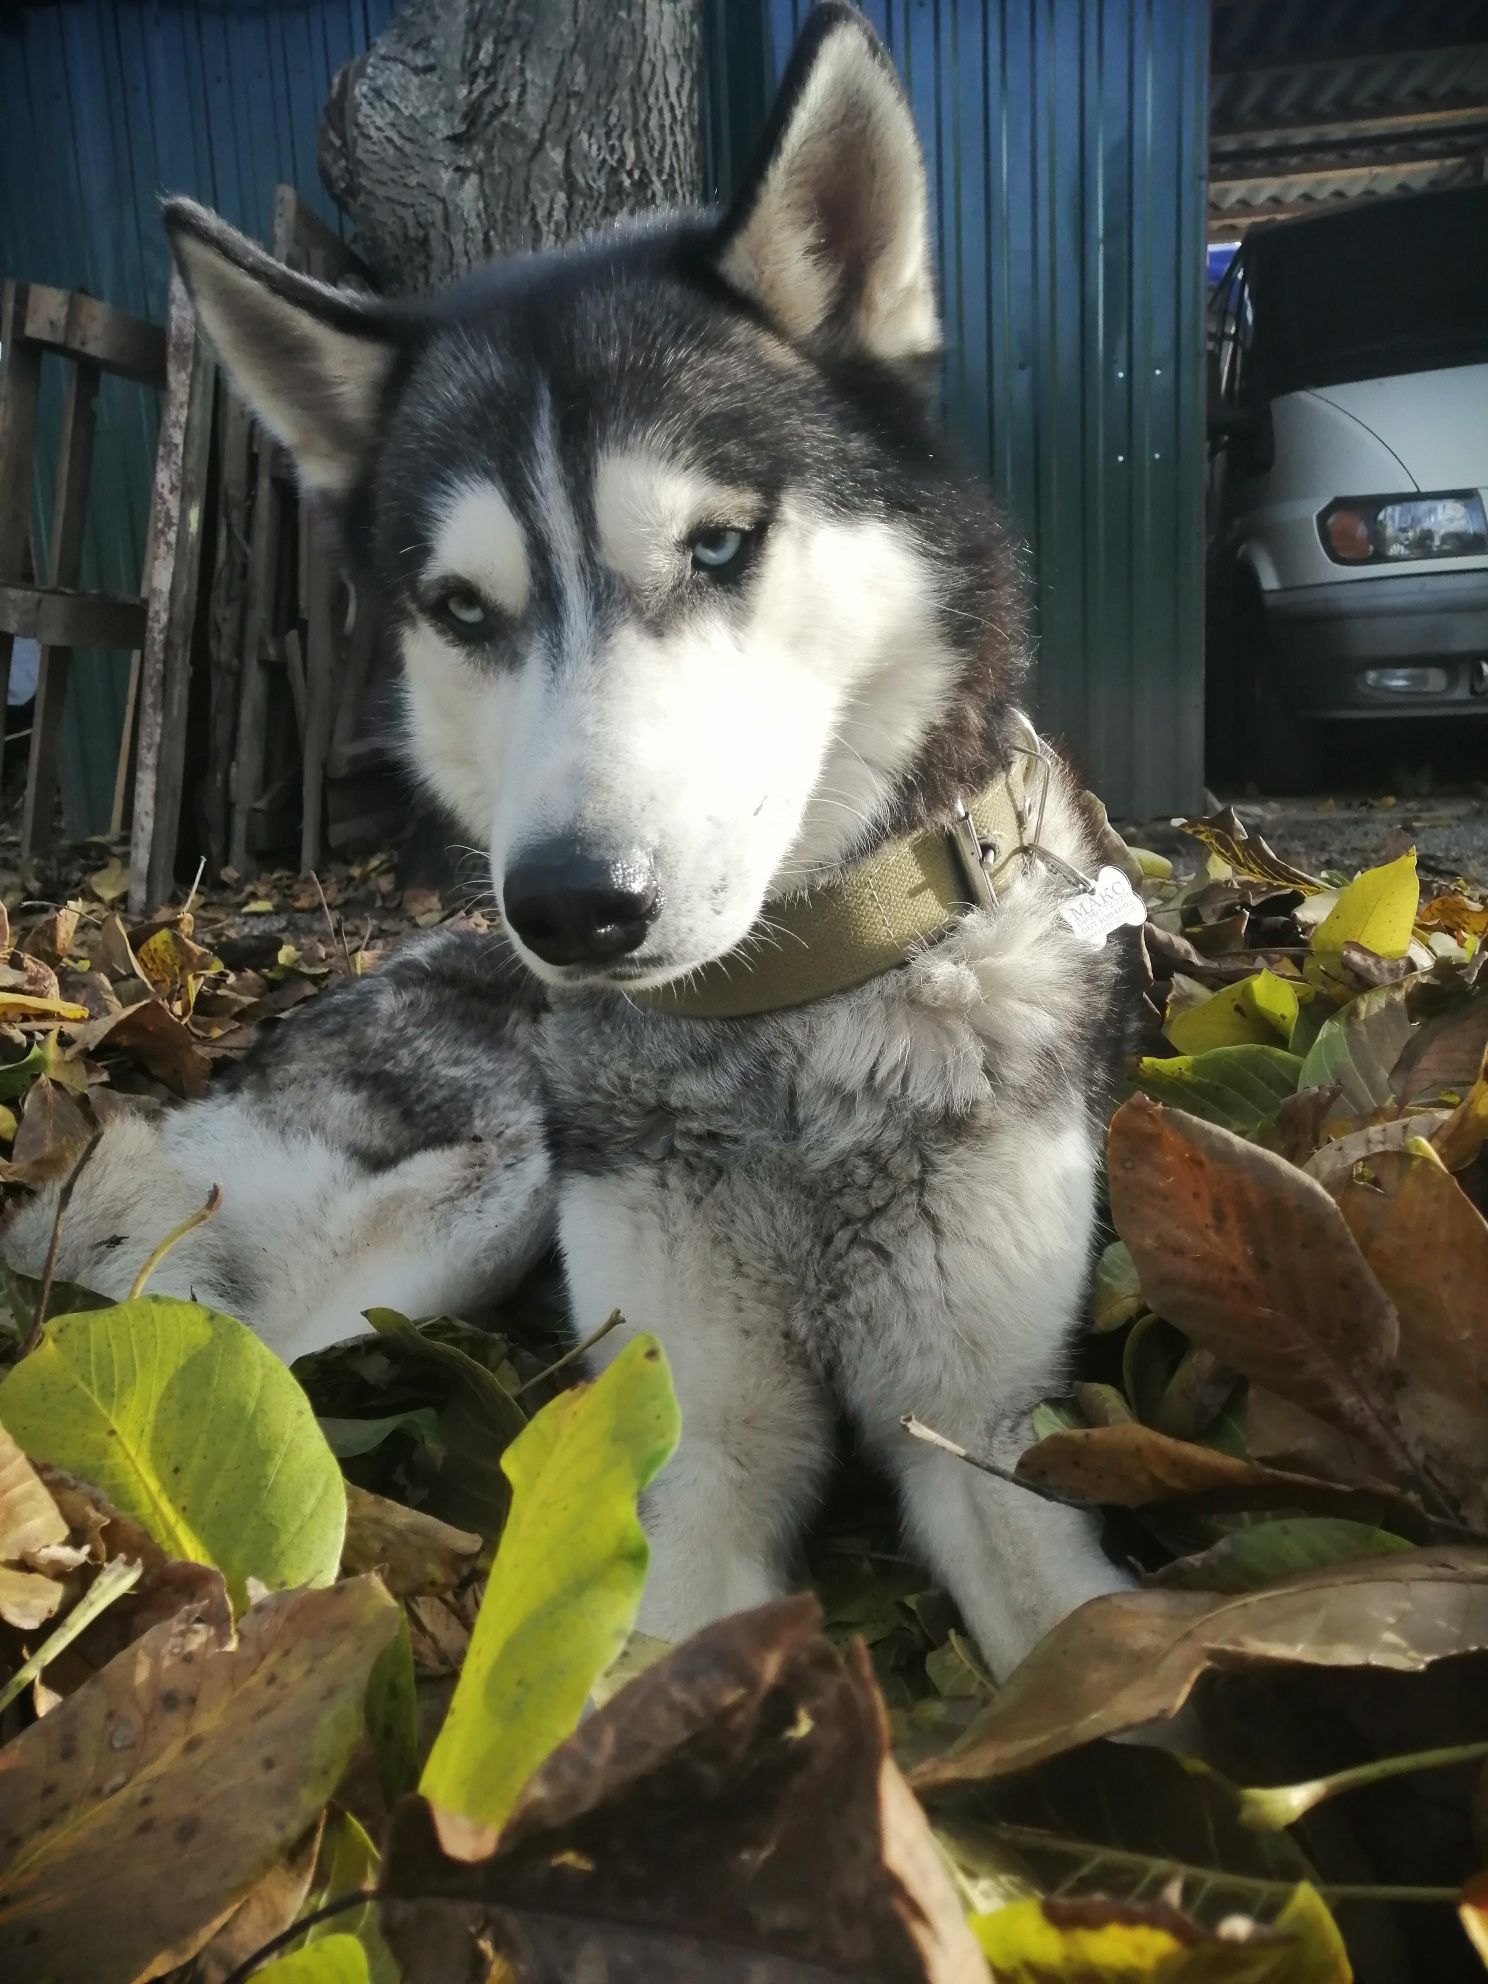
0,279 -> 167,878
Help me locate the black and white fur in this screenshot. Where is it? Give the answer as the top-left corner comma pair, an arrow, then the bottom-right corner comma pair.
5,7 -> 1135,1675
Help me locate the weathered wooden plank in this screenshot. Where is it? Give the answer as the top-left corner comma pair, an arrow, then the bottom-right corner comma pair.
21,359 -> 101,873
22,284 -> 167,388
128,274 -> 215,915
0,584 -> 145,649
203,388 -> 253,868
0,282 -> 43,777
229,422 -> 282,874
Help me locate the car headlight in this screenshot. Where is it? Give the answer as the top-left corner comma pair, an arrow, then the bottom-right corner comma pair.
1319,491 -> 1488,565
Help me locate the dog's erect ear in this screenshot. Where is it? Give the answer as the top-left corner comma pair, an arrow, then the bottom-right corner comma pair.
163,199 -> 398,496
712,4 -> 936,365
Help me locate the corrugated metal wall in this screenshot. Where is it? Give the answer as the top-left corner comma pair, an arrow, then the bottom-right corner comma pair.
712,0 -> 1211,818
0,0 -> 399,835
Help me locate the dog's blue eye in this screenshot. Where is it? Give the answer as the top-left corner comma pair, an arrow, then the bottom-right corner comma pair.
439,590 -> 488,630
690,527 -> 746,574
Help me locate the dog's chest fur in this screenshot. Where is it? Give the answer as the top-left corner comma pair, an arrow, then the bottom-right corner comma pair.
541,859 -> 1133,1417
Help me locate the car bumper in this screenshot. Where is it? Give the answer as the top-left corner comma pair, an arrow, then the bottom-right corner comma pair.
1263,570 -> 1488,719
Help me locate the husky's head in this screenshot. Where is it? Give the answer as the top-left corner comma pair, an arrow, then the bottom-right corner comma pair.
167,4 -> 1024,990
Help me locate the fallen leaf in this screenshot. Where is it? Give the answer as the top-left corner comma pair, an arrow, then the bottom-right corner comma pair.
1108,1097 -> 1418,1483
0,1577 -> 399,1983
1090,1240 -> 1145,1332
20,903 -> 81,969
0,1562 -> 66,1630
1015,1424 -> 1429,1533
0,991 -> 89,1024
969,1884 -> 1348,1982
193,1819 -> 324,1984
911,1548 -> 1488,1789
1297,984 -> 1413,1114
1151,1518 -> 1413,1593
1178,814 -> 1323,894
1335,1151 -> 1488,1521
1417,892 -> 1488,944
341,1482 -> 481,1598
68,999 -> 211,1097
419,1333 -> 680,1844
0,1422 -> 68,1563
1312,850 -> 1418,960
1303,1109 -> 1451,1187
87,855 -> 130,905
1432,1047 -> 1488,1170
1134,1045 -> 1302,1137
8,1075 -> 90,1176
1165,971 -> 1301,1056
0,1299 -> 347,1606
250,1933 -> 373,1982
384,1596 -> 986,1984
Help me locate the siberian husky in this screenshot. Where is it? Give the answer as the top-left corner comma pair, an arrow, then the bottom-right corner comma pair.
6,5 -> 1140,1675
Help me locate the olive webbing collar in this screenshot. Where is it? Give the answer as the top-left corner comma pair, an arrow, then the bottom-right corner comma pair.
626,754 -> 1039,1021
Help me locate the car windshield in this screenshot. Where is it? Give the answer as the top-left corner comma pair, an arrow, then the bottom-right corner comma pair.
1257,188 -> 1488,396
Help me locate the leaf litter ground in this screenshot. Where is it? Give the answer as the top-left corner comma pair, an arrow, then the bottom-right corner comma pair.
0,817 -> 1486,1982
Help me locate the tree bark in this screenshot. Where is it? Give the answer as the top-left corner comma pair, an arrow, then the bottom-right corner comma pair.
319,0 -> 704,294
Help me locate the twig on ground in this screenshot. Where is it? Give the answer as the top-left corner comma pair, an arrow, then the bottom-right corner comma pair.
127,1183 -> 224,1301
220,1892 -> 376,1984
312,868 -> 353,972
900,1414 -> 1091,1511
516,1307 -> 625,1395
20,1133 -> 103,1357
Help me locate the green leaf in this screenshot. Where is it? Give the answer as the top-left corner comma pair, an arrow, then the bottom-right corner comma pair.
1152,1519 -> 1414,1593
0,1298 -> 345,1606
1166,971 -> 1302,1055
249,1934 -> 371,1984
1091,1239 -> 1145,1332
364,1609 -> 420,1806
296,1809 -> 397,1984
317,1407 -> 442,1459
1312,848 -> 1418,958
1297,984 -> 1413,1113
363,1307 -> 525,1543
419,1333 -> 679,1838
1135,1045 -> 1303,1136
0,1043 -> 45,1102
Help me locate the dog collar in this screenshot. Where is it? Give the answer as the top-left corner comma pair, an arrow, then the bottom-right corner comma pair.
628,744 -> 1042,1021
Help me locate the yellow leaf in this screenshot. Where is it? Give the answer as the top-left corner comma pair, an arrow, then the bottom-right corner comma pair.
87,856 -> 129,905
1312,851 -> 1419,960
970,1900 -> 1186,1976
0,993 -> 89,1024
969,1883 -> 1350,1981
1166,972 -> 1301,1055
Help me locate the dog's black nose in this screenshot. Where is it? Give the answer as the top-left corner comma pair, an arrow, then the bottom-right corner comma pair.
502,846 -> 660,968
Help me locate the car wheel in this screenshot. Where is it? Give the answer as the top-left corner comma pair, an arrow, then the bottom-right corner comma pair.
1229,583 -> 1320,795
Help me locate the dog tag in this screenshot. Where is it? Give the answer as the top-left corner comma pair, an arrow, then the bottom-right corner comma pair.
1058,865 -> 1146,948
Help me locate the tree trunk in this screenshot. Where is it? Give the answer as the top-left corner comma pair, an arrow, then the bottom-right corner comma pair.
319,0 -> 704,294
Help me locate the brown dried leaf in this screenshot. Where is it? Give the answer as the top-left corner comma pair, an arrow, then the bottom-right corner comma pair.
1016,1423 -> 1430,1533
7,1076 -> 90,1177
191,1819 -> 325,1984
1304,1109 -> 1452,1187
1393,996 -> 1488,1102
1335,1150 -> 1488,1523
69,998 -> 211,1098
342,1482 -> 482,1598
0,1426 -> 68,1565
912,1547 -> 1488,1791
0,1576 -> 399,1982
1433,1047 -> 1488,1170
20,904 -> 82,970
0,1564 -> 66,1631
382,1596 -> 986,1984
1108,1095 -> 1418,1483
